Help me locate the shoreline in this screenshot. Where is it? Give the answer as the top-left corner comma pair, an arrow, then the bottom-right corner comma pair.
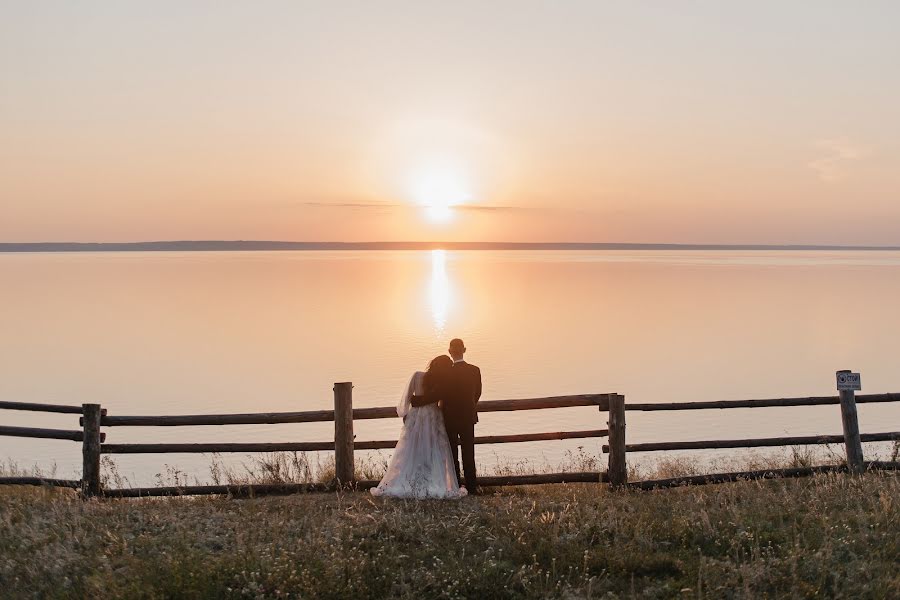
4,240 -> 900,253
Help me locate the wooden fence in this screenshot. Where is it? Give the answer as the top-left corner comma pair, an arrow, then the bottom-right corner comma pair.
0,387 -> 616,497
1,374 -> 898,497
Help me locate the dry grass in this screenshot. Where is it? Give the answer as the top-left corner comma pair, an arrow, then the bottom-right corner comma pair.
1,462 -> 898,599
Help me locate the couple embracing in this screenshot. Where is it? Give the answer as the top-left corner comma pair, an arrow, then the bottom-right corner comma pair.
371,338 -> 481,499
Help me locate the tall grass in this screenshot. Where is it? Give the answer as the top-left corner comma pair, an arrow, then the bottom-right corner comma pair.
96,442 -> 881,488
1,465 -> 898,598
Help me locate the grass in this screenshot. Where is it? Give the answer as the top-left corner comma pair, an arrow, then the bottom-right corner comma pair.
100,442 -> 881,489
1,453 -> 898,599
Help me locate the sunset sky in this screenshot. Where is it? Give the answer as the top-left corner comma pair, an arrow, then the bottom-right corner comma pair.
2,2 -> 899,244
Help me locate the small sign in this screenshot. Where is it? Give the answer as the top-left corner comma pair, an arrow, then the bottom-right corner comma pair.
836,371 -> 861,391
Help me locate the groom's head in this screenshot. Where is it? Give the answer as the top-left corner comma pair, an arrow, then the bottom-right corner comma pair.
449,338 -> 466,361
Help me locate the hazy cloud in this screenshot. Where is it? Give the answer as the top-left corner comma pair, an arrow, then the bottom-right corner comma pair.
300,201 -> 529,212
808,139 -> 868,183
300,201 -> 399,210
458,204 -> 528,212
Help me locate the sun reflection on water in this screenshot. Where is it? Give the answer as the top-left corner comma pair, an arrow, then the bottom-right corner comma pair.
429,249 -> 452,332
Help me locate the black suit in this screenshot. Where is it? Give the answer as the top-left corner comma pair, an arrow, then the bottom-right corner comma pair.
442,361 -> 481,490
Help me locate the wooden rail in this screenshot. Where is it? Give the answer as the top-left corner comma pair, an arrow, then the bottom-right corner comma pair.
102,471 -> 608,498
96,394 -> 615,427
0,477 -> 81,488
602,431 -> 900,453
630,461 -> 900,490
625,393 -> 900,411
104,482 -> 332,498
0,425 -> 91,442
100,429 -> 610,454
0,400 -> 86,414
36,393 -> 899,423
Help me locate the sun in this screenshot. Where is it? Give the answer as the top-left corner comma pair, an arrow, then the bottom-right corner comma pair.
364,116 -> 512,224
408,160 -> 472,224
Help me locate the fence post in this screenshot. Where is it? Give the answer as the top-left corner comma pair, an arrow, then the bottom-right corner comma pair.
81,403 -> 102,497
607,394 -> 627,488
836,370 -> 864,474
333,382 -> 354,486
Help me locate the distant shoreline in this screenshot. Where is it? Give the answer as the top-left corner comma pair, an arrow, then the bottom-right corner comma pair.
2,241 -> 900,253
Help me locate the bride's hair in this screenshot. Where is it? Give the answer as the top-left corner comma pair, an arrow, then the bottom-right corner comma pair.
424,355 -> 452,389
427,354 -> 452,373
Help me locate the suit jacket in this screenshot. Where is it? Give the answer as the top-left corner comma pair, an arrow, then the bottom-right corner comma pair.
442,361 -> 482,427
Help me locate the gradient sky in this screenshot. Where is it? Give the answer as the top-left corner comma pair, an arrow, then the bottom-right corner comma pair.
2,2 -> 899,244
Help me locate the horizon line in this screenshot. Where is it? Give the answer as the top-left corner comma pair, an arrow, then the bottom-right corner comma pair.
3,240 -> 900,252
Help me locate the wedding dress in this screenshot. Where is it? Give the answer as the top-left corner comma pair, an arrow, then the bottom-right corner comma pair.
370,371 -> 467,499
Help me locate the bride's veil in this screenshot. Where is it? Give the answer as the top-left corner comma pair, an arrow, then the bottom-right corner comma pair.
396,372 -> 417,418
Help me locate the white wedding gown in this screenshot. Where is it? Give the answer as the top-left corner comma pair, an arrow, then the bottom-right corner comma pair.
370,371 -> 467,499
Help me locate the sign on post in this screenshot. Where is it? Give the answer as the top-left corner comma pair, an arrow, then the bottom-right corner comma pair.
835,370 -> 864,473
836,371 -> 862,391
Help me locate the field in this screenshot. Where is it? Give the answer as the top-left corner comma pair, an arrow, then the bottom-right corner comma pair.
1,457 -> 898,599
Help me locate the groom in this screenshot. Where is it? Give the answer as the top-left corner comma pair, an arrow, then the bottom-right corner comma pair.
444,338 -> 481,493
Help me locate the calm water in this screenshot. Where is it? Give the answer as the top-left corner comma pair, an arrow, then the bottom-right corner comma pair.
2,250 -> 899,485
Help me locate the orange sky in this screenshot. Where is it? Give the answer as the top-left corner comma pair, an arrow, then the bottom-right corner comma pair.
2,3 -> 900,244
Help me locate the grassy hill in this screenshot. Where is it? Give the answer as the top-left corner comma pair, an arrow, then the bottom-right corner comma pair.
1,469 -> 898,599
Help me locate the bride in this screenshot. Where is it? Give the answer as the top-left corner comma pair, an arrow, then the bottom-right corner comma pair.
370,355 -> 468,499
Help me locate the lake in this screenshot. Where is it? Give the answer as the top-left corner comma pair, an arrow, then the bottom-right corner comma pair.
2,250 -> 899,486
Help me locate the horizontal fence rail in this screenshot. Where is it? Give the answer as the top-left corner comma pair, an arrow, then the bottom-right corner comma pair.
0,425 -> 102,442
92,393 -> 898,427
630,461 -> 900,490
97,394 -> 616,427
602,431 -> 900,453
100,409 -> 342,427
105,482 -> 332,498
102,441 -> 336,454
0,477 -> 82,489
102,472 -> 609,498
625,393 -> 900,411
101,429 -> 610,454
0,400 -> 86,414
